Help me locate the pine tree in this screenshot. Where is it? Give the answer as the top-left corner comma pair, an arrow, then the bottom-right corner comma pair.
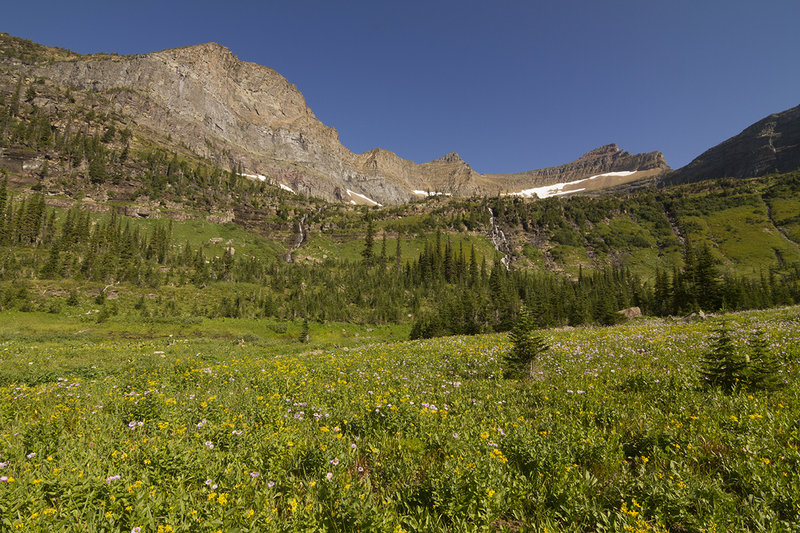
698,319 -> 747,393
746,327 -> 783,391
66,289 -> 79,307
40,239 -> 61,278
298,318 -> 310,343
361,216 -> 374,265
695,242 -> 720,311
0,172 -> 7,233
504,306 -> 549,379
394,235 -> 402,272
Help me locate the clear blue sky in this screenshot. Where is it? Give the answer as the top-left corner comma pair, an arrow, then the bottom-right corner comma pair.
5,0 -> 799,173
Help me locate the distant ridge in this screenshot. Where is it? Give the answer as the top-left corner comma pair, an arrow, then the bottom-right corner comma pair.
664,104 -> 800,186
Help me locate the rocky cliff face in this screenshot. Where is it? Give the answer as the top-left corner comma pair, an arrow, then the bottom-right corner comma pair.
486,144 -> 668,191
29,40 -> 668,203
664,104 -> 800,185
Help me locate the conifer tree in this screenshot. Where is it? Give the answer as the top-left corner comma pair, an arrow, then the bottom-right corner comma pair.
394,235 -> 402,272
699,319 -> 746,393
361,215 -> 374,265
0,172 -> 7,233
746,327 -> 783,391
504,306 -> 549,379
40,239 -> 61,278
298,317 -> 310,343
66,289 -> 79,307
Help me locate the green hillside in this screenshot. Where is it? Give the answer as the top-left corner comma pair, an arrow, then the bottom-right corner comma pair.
2,38 -> 800,335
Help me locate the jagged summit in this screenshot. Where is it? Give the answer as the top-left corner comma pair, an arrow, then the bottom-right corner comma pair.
434,152 -> 466,164
577,144 -> 621,161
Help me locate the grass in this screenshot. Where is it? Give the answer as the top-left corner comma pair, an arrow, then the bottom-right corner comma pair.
1,306 -> 797,531
0,309 -> 409,348
301,231 -> 498,265
679,203 -> 800,275
766,197 -> 800,247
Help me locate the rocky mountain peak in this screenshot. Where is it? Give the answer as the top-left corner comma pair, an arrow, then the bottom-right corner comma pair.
155,42 -> 246,73
435,152 -> 465,164
577,144 -> 622,161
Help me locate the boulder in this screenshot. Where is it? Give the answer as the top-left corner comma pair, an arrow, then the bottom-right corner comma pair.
617,306 -> 642,320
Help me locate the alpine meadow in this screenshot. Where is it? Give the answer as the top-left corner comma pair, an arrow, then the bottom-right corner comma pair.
1,30 -> 800,532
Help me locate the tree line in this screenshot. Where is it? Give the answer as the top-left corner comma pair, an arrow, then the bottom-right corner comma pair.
1,184 -> 798,335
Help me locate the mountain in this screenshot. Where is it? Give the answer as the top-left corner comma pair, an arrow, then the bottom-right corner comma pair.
664,104 -> 800,186
486,144 -> 667,197
1,34 -> 667,204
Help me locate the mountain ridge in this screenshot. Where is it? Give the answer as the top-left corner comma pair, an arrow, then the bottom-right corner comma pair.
665,104 -> 800,186
1,35 -> 668,203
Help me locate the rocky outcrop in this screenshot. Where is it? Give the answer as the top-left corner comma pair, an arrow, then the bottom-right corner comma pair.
26,38 -> 668,204
486,144 -> 669,191
664,104 -> 800,185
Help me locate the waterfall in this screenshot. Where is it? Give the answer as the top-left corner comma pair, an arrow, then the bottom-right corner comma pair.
488,207 -> 511,270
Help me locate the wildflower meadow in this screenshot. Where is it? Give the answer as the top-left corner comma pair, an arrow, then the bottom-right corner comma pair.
0,308 -> 798,531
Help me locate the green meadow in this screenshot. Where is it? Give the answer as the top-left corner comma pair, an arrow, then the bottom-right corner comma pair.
0,307 -> 798,532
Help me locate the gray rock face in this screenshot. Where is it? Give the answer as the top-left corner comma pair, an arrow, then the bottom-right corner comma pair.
664,104 -> 800,185
486,144 -> 668,190
32,42 -> 668,204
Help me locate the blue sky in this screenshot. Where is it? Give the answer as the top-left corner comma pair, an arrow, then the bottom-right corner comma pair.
5,0 -> 799,173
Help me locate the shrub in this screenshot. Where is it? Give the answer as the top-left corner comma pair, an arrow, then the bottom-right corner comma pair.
66,289 -> 79,306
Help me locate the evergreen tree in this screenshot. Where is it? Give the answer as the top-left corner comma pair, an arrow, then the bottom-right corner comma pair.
40,239 -> 61,278
504,306 -> 549,379
699,320 -> 747,393
394,235 -> 402,272
66,289 -> 79,307
695,242 -> 720,311
298,318 -> 310,343
0,172 -> 7,233
746,327 -> 783,391
89,154 -> 107,183
361,215 -> 374,265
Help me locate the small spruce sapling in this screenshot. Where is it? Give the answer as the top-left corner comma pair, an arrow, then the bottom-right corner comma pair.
504,306 -> 549,379
746,327 -> 783,391
698,319 -> 747,393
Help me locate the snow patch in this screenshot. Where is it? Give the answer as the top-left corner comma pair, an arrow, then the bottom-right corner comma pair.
413,190 -> 452,197
507,171 -> 637,199
346,189 -> 382,206
242,172 -> 296,195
